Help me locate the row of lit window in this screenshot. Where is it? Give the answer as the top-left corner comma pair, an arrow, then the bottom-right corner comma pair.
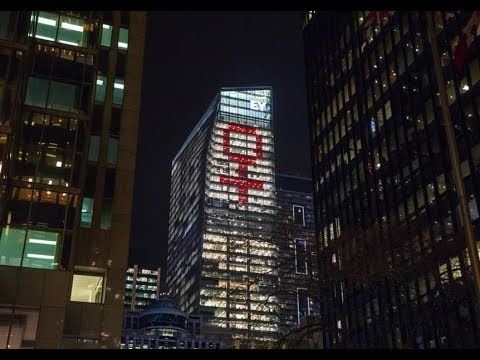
319,160 -> 478,248
221,89 -> 271,100
207,165 -> 274,179
213,128 -> 274,144
208,173 -> 274,187
203,233 -> 276,248
200,290 -> 278,307
212,136 -> 274,153
215,121 -> 273,137
29,11 -> 129,50
208,183 -> 274,197
80,197 -> 112,230
317,98 -> 446,187
209,151 -> 274,168
317,35 -> 480,155
208,161 -> 274,176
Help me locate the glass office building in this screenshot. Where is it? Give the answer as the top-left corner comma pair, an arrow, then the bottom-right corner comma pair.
0,11 -> 146,348
167,87 -> 279,347
303,11 -> 480,348
124,265 -> 161,310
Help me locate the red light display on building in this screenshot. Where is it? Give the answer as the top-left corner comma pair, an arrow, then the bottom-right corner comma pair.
220,123 -> 265,203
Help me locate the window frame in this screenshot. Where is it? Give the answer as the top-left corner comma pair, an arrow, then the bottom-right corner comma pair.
292,205 -> 306,226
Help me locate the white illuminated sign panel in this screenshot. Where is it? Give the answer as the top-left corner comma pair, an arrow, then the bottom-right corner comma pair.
250,98 -> 267,111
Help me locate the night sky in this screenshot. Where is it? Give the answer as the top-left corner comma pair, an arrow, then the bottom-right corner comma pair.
129,11 -> 311,277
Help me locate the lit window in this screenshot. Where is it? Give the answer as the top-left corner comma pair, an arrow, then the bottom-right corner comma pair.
80,197 -> 94,228
118,27 -> 128,50
113,78 -> 124,105
0,228 -> 26,267
0,228 -> 60,270
30,12 -> 87,48
70,272 -> 104,303
95,74 -> 107,102
101,23 -> 112,47
58,15 -> 85,47
22,230 -> 60,270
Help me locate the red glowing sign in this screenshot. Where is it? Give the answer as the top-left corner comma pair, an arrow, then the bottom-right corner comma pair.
220,123 -> 265,203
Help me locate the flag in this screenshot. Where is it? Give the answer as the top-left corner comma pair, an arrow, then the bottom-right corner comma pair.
362,11 -> 390,43
453,11 -> 480,71
363,11 -> 390,28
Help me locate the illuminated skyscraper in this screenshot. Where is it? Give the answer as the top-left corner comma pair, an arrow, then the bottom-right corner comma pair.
167,87 -> 279,347
0,11 -> 146,348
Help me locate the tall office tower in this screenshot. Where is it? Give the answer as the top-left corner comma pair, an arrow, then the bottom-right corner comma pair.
303,11 -> 480,348
275,174 -> 318,338
124,265 -> 161,310
0,11 -> 146,348
167,87 -> 278,347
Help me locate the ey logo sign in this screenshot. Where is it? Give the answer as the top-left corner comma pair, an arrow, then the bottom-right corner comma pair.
250,98 -> 268,111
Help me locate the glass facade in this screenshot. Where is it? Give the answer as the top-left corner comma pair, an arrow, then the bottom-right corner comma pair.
303,11 -> 480,348
167,87 -> 279,347
0,11 -> 146,348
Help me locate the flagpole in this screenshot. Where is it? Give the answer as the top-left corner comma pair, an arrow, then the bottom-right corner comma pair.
426,11 -> 480,308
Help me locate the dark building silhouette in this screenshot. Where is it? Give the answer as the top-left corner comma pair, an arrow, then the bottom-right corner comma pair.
303,11 -> 480,348
275,174 -> 318,335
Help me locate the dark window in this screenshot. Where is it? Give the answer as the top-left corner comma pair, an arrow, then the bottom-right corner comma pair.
120,11 -> 130,27
91,105 -> 103,133
116,52 -> 126,78
0,53 -> 8,78
295,239 -> 308,274
48,80 -> 77,112
107,137 -> 118,165
100,199 -> 112,230
98,49 -> 109,73
84,165 -> 97,197
24,77 -> 48,108
0,11 -> 14,40
293,205 -> 305,226
297,288 -> 310,324
104,169 -> 116,198
102,12 -> 113,24
88,135 -> 100,162
110,107 -> 121,135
